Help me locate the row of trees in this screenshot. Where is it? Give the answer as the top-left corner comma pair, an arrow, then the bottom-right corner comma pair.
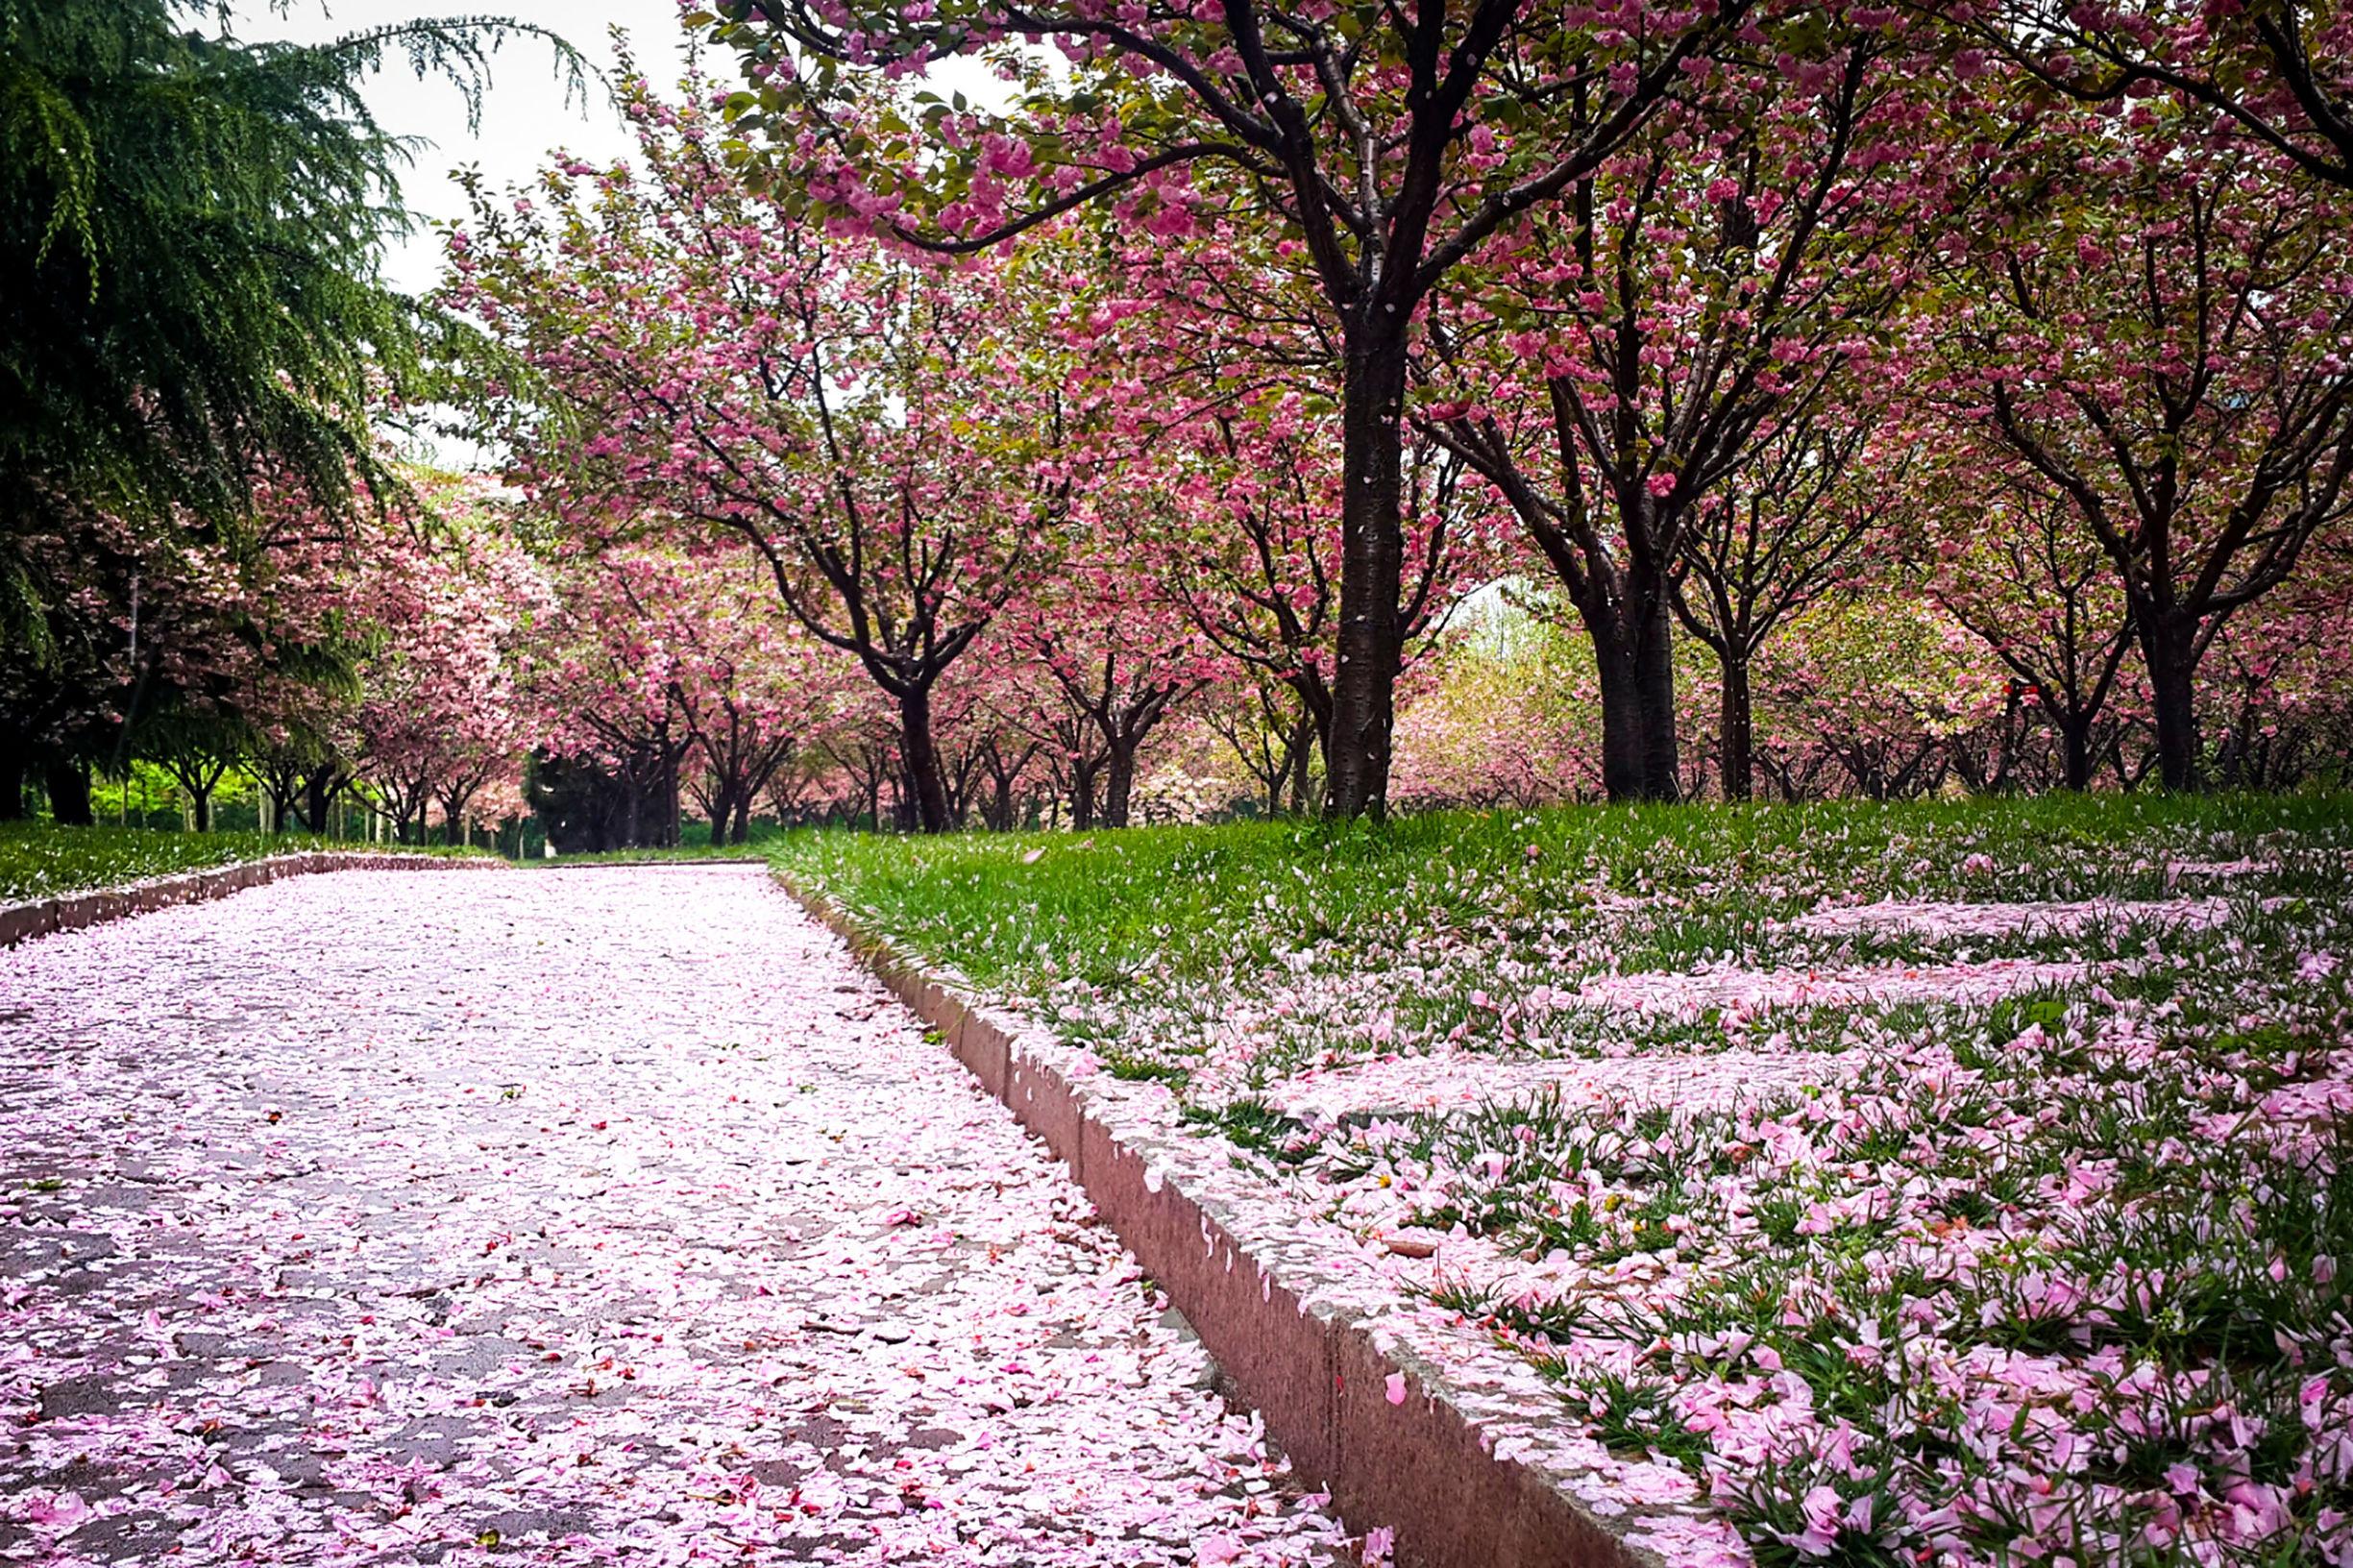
674,0 -> 2352,815
0,472 -> 539,844
6,0 -> 2347,840
432,5 -> 2351,827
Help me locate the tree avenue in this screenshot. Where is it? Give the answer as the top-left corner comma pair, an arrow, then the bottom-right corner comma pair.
451,68 -> 1083,833
3,0 -> 2349,843
699,0 -> 1764,815
9,5 -> 2353,1559
1927,94 -> 2353,791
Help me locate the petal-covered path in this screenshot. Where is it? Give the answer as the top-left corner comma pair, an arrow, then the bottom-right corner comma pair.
0,867 -> 1358,1567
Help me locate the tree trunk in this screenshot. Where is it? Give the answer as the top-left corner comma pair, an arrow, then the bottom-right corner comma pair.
898,688 -> 952,834
1102,742 -> 1137,829
1589,619 -> 1650,803
981,766 -> 1007,832
44,758 -> 94,825
1286,708 -> 1316,815
2059,716 -> 2094,792
2140,611 -> 2201,792
1631,582 -> 1679,802
707,780 -> 739,848
0,743 -> 24,821
1720,651 -> 1754,803
1068,758 -> 1099,831
1324,326 -> 1409,820
729,795 -> 752,844
989,760 -> 1019,832
190,787 -> 213,834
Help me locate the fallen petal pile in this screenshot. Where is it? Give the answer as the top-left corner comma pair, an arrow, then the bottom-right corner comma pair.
781,805 -> 2353,1567
0,866 -> 1360,1567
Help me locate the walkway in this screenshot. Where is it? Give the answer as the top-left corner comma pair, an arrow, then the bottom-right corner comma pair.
0,867 -> 1355,1566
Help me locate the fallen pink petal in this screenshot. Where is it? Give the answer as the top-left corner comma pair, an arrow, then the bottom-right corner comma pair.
0,868 -> 1361,1565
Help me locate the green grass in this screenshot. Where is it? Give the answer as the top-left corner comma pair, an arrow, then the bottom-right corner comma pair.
770,792 -> 2353,1103
0,823 -> 476,903
771,790 -> 2350,993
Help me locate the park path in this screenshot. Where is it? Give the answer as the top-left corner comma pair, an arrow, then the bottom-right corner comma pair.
0,866 -> 1355,1567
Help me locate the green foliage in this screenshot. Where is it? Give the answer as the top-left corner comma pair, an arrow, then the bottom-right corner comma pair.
0,0 -> 582,654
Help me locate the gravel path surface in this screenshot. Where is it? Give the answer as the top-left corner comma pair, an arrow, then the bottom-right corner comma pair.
0,867 -> 1359,1567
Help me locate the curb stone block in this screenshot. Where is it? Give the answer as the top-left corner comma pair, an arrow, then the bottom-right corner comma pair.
774,870 -> 1648,1568
1007,1055 -> 1089,1183
951,1007 -> 1009,1097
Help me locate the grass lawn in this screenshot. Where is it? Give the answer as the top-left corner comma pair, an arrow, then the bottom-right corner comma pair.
0,823 -> 473,904
775,795 -> 2353,1566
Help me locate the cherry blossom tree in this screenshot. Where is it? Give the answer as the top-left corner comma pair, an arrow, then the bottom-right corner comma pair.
450,67 -> 1077,834
1909,441 -> 2139,790
551,545 -> 851,845
4,499 -> 294,823
1136,403 -> 1497,791
7,509 -> 238,823
3,466 -> 386,829
530,570 -> 697,851
1198,674 -> 1319,817
239,661 -> 360,834
995,527 -> 1221,827
353,491 -> 549,845
698,0 -> 1762,816
806,709 -> 905,830
985,633 -> 1117,829
968,730 -> 1047,829
228,477 -> 409,834
2202,539 -> 2353,787
1423,30 -> 1934,799
1671,399 -> 1901,799
1927,93 -> 2353,789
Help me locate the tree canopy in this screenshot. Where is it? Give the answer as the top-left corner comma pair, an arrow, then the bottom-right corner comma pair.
0,0 -> 578,809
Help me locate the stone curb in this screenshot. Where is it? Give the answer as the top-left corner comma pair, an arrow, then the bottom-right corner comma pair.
0,852 -> 501,949
774,870 -> 1645,1568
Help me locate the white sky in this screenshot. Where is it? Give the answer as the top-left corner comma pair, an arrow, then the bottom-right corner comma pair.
230,0 -> 697,298
228,3 -> 1006,467
231,2 -> 1010,298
